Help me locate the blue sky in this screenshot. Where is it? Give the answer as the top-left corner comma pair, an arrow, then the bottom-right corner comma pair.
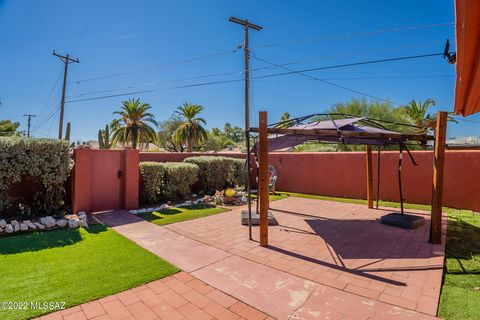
1,0 -> 477,141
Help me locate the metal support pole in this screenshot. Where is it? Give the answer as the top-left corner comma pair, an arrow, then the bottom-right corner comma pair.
376,146 -> 381,209
398,144 -> 404,215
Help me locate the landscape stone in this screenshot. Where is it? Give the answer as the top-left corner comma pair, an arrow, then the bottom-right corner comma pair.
77,211 -> 87,219
24,220 -> 37,230
56,219 -> 68,228
19,223 -> 28,231
0,219 -> 6,228
12,221 -> 20,232
68,219 -> 80,229
80,219 -> 89,228
40,216 -> 56,228
34,222 -> 45,230
5,224 -> 13,233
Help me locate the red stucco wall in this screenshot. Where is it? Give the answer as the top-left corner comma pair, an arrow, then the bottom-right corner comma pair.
139,151 -> 480,212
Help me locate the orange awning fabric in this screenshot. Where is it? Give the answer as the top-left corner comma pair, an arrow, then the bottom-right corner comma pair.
454,0 -> 480,116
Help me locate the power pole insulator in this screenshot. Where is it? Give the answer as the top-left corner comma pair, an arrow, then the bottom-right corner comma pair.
53,50 -> 79,140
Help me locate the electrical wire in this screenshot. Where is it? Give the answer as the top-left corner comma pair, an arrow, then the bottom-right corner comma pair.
33,70 -> 63,129
252,22 -> 454,49
65,78 -> 244,103
65,52 -> 450,103
253,54 -> 407,106
66,64 -> 288,99
32,103 -> 61,134
72,49 -> 240,84
252,53 -> 447,82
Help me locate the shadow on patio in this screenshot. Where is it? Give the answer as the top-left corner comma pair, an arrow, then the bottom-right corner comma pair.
166,196 -> 446,315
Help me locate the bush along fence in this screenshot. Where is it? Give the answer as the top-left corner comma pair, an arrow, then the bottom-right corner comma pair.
0,137 -> 91,236
139,156 -> 247,207
140,162 -> 199,204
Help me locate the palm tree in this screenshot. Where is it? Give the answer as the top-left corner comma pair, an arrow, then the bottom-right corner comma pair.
173,102 -> 208,152
275,112 -> 292,128
403,99 -> 459,132
111,98 -> 157,149
403,99 -> 437,132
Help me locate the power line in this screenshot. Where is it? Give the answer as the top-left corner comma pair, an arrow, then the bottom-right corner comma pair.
72,49 -> 239,84
252,53 -> 446,81
33,70 -> 63,129
32,102 -> 61,134
64,51 -> 449,104
253,75 -> 453,81
252,22 -> 454,49
254,54 -> 404,106
66,64 -> 287,99
65,79 -> 244,103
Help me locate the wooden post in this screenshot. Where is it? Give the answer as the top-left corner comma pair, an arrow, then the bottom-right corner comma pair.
259,111 -> 269,247
431,111 -> 447,244
366,145 -> 373,209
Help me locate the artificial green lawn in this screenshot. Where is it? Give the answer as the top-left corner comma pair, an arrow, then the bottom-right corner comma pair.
0,224 -> 178,320
139,204 -> 229,226
268,191 -> 480,319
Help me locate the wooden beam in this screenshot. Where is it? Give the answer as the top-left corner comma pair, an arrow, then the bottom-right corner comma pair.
431,111 -> 448,244
259,111 -> 269,247
366,145 -> 373,208
249,127 -> 433,142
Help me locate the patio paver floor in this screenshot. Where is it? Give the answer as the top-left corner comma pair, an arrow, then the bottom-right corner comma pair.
37,271 -> 271,320
52,197 -> 445,320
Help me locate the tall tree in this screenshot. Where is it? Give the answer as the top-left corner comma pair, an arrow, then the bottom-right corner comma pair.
403,99 -> 436,132
275,112 -> 292,128
111,98 -> 157,149
402,99 -> 457,132
156,115 -> 185,152
173,102 -> 208,152
0,120 -> 20,136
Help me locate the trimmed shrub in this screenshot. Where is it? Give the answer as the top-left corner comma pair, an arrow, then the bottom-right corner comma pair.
183,156 -> 246,194
140,162 -> 199,204
0,137 -> 72,219
232,158 -> 247,187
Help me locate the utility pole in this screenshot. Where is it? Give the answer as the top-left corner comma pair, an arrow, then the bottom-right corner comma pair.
229,17 -> 262,240
53,50 -> 79,140
23,114 -> 36,137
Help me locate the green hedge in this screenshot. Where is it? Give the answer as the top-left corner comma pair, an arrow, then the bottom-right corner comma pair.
140,162 -> 199,204
232,158 -> 247,187
183,156 -> 246,194
0,137 -> 72,219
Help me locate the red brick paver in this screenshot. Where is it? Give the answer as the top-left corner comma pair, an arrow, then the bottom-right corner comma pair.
36,272 -> 269,320
45,198 -> 444,320
166,197 -> 446,318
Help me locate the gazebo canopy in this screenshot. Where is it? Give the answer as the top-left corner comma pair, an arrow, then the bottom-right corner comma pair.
251,115 -> 433,152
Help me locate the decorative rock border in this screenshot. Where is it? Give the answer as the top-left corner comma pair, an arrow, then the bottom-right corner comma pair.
0,211 -> 89,236
129,197 -> 211,215
129,192 -> 247,215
